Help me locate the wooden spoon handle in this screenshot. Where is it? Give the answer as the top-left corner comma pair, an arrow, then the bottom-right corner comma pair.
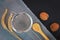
1,9 -> 8,30
8,13 -> 22,40
39,31 -> 49,40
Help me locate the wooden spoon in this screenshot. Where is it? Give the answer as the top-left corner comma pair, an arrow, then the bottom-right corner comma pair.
32,23 -> 49,40
1,9 -> 8,30
8,13 -> 22,40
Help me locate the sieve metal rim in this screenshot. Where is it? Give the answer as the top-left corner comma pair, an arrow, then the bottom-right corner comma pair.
11,12 -> 33,33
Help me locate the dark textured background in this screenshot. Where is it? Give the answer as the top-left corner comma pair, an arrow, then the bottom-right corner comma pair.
23,0 -> 60,40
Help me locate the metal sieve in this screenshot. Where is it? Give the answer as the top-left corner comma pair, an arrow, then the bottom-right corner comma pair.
11,12 -> 33,33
